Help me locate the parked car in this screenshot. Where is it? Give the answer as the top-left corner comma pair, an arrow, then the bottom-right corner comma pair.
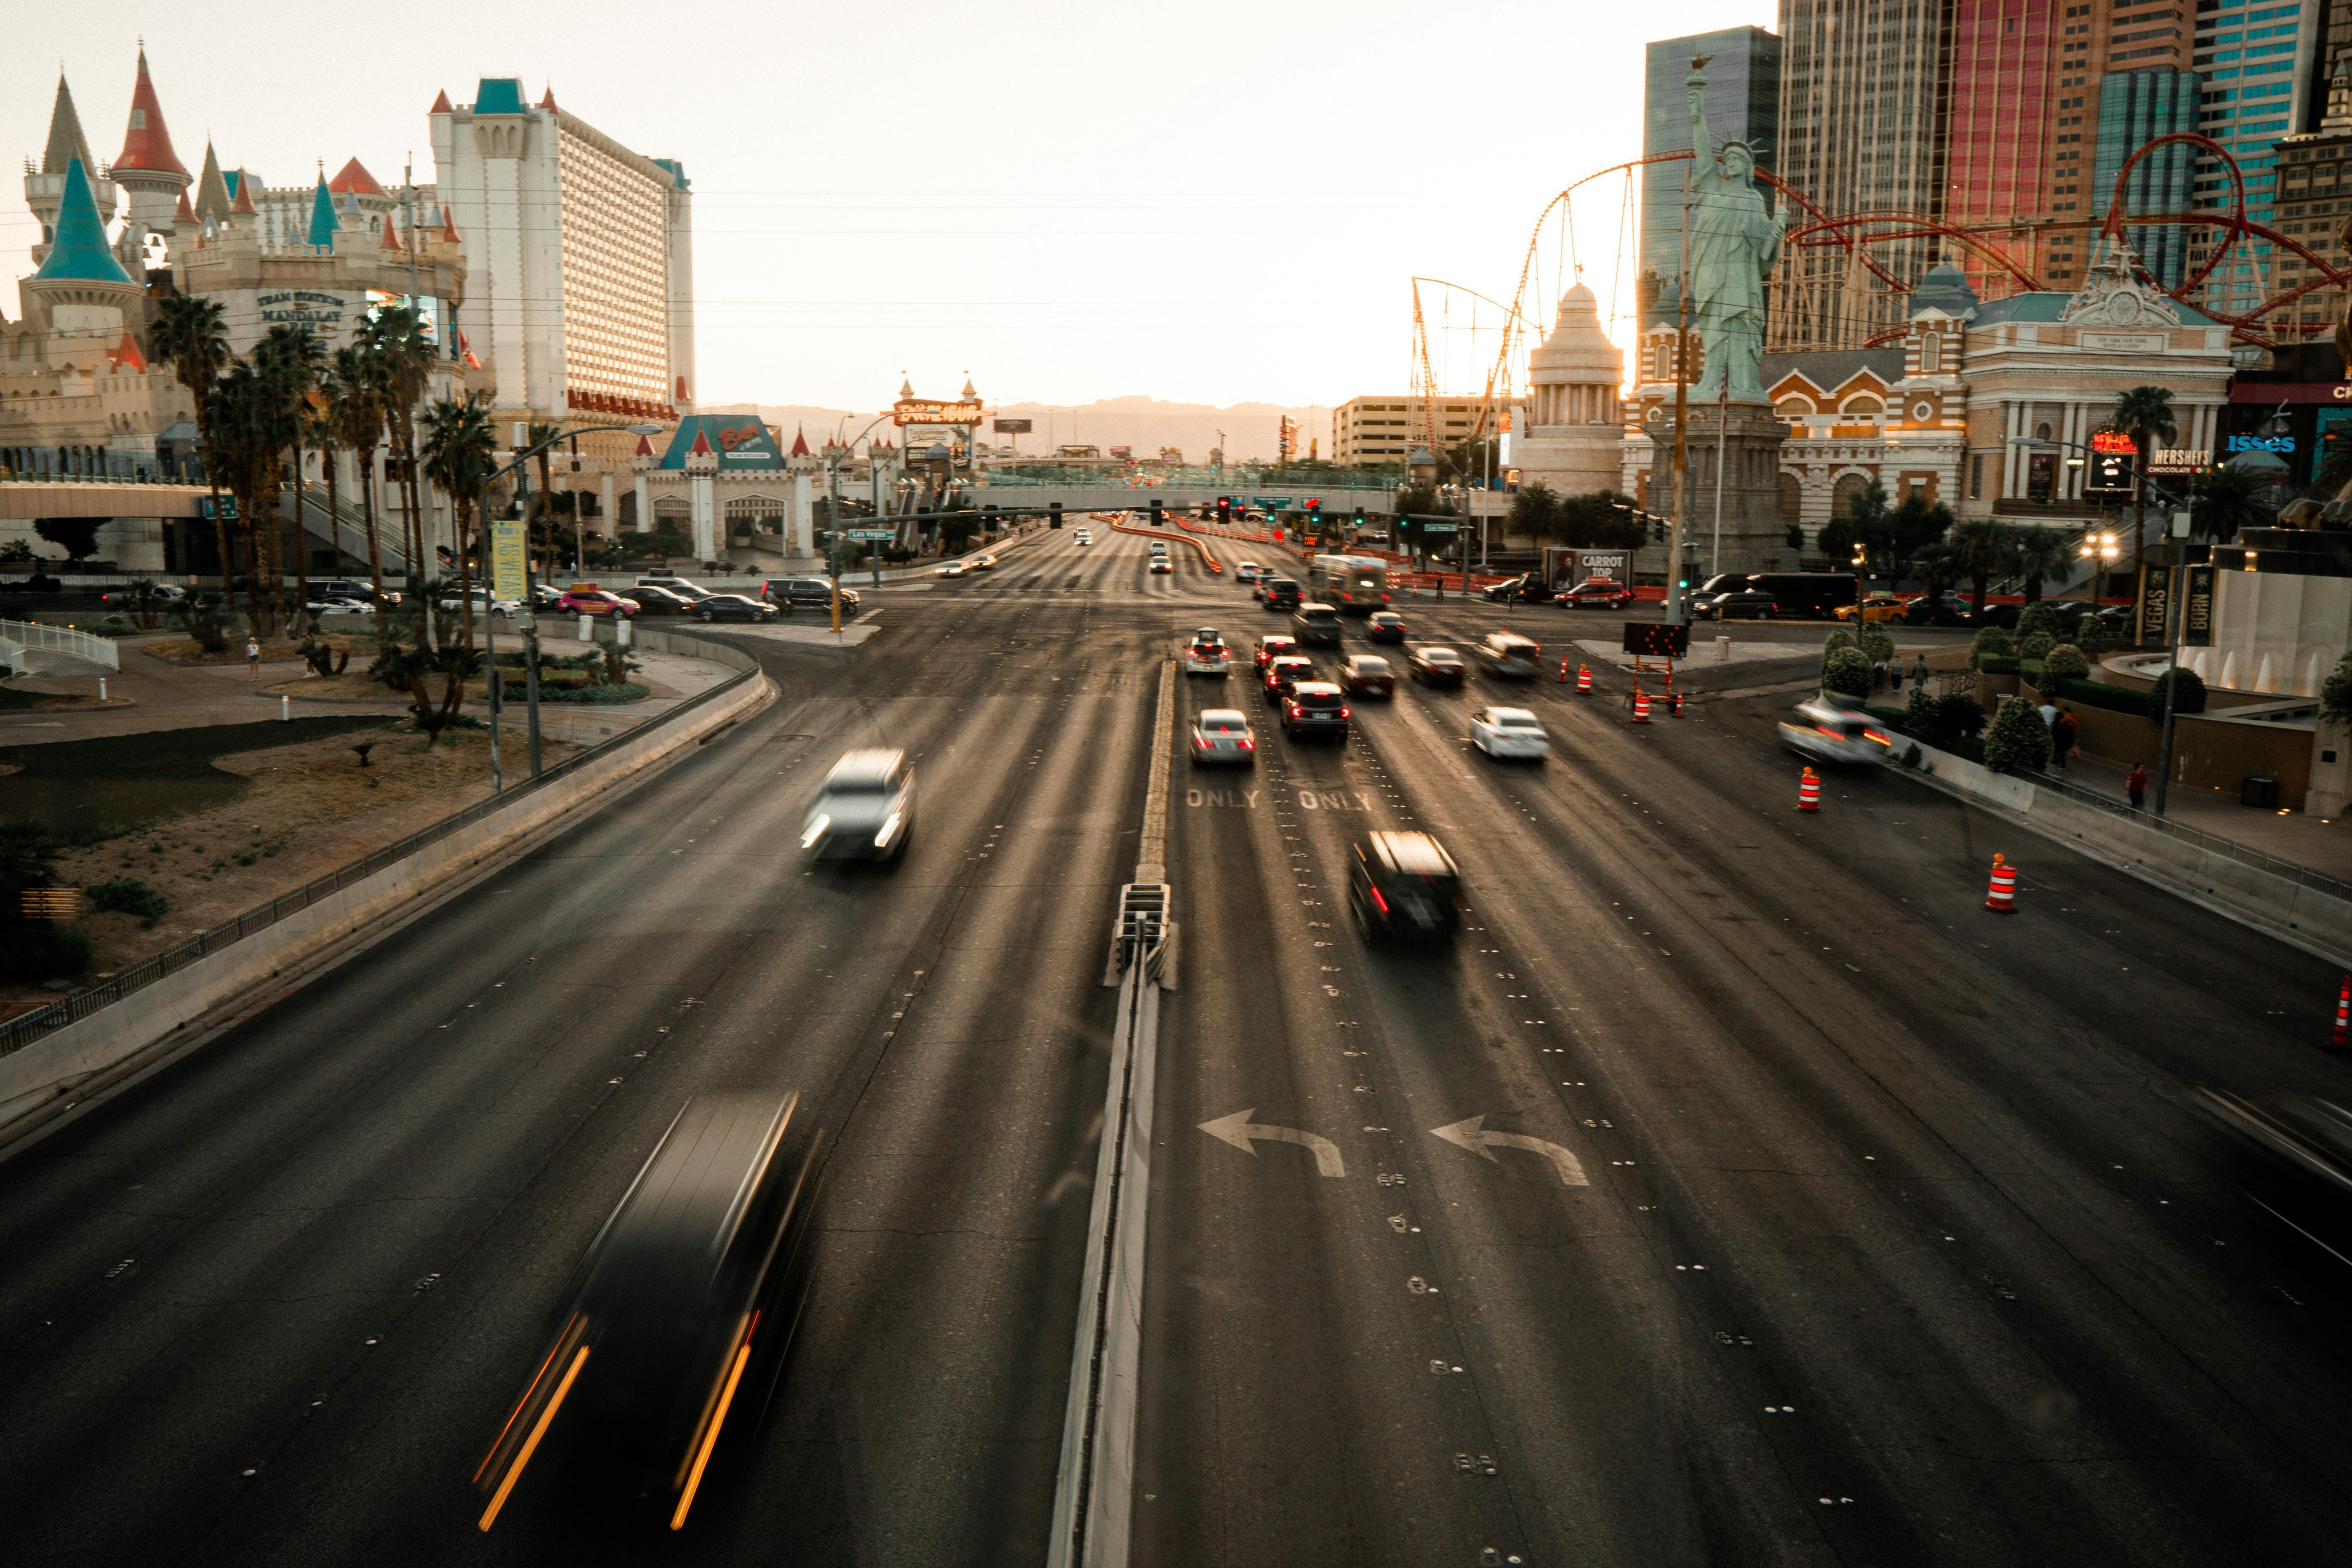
1347,831 -> 1463,944
441,586 -> 522,615
527,583 -> 565,612
1189,708 -> 1257,765
1255,634 -> 1298,670
696,593 -> 781,623
1280,681 -> 1351,740
1263,655 -> 1316,705
1365,610 -> 1407,643
1969,598 -> 2023,630
1075,529 -> 1093,545
1341,654 -> 1396,699
556,589 -> 636,617
1408,645 -> 1467,687
1292,602 -> 1344,648
625,584 -> 700,616
1777,695 -> 1895,766
1834,594 -> 1908,623
1474,632 -> 1543,678
1702,589 -> 1778,620
632,574 -> 712,601
762,577 -> 859,613
801,748 -> 915,862
1470,706 -> 1551,761
1558,578 -> 1635,610
1184,629 -> 1232,676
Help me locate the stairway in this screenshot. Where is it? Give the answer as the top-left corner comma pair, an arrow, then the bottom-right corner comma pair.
283,482 -> 413,576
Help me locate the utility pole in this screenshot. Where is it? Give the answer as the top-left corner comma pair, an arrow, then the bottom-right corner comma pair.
1667,160 -> 1693,626
1712,382 -> 1729,576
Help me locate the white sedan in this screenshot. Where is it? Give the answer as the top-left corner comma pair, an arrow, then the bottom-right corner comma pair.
1183,630 -> 1232,676
1470,706 -> 1551,761
306,596 -> 375,617
935,561 -> 969,578
1075,530 -> 1093,545
1777,696 -> 1893,766
1189,708 -> 1256,765
437,587 -> 520,615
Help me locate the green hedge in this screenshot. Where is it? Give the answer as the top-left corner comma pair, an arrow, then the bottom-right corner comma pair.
500,680 -> 650,705
1977,655 -> 2021,675
2055,678 -> 2158,719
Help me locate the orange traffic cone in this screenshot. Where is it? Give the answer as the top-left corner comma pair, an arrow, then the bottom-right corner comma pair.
1985,853 -> 2018,913
1559,658 -> 1570,683
1798,767 -> 1821,811
1575,663 -> 1592,695
2332,975 -> 2349,1053
1668,687 -> 1685,716
1632,688 -> 1651,724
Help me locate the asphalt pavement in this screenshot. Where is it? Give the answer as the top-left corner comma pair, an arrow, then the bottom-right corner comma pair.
3,525 -> 2349,1566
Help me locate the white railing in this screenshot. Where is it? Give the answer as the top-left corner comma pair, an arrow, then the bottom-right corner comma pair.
0,618 -> 120,671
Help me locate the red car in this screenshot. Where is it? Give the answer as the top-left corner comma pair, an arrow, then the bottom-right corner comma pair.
556,589 -> 638,617
1557,578 -> 1635,609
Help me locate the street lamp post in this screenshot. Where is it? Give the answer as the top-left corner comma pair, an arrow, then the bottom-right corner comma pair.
825,413 -> 896,632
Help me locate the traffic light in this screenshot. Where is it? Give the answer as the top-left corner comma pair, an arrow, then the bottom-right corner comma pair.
1650,514 -> 1666,543
1149,498 -> 1164,526
1048,501 -> 1064,528
1217,496 -> 1232,523
1353,505 -> 1365,527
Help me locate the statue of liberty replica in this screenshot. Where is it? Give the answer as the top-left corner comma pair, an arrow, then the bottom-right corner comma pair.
1685,56 -> 1788,406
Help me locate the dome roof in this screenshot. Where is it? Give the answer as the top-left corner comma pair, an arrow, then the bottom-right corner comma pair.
1909,259 -> 1980,319
1528,281 -> 1621,386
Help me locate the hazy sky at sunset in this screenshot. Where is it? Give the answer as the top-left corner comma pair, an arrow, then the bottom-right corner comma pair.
3,0 -> 1774,410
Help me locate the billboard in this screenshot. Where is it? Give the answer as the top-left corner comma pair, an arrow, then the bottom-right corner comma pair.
891,398 -> 985,427
992,418 -> 1033,434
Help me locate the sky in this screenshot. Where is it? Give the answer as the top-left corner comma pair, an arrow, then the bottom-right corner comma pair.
3,0 -> 1775,413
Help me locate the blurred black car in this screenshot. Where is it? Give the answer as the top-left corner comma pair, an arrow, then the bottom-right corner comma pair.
1703,589 -> 1778,620
1408,646 -> 1467,687
625,584 -> 699,616
762,577 -> 860,613
1262,577 -> 1302,610
1348,831 -> 1463,944
696,594 -> 781,623
476,1093 -> 826,1533
1902,593 -> 1977,626
1365,610 -> 1407,643
1480,572 -> 1551,604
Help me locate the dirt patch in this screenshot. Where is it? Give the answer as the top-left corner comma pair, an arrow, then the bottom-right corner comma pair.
144,630 -> 382,666
0,724 -> 579,1024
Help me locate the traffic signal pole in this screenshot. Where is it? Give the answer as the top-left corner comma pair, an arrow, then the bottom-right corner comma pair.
1665,160 -> 1693,628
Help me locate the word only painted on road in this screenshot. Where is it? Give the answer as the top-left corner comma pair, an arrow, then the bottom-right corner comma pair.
1186,788 -> 1259,808
1296,790 -> 1373,811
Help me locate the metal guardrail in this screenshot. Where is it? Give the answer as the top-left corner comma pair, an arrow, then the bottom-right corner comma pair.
2013,764 -> 2352,903
0,655 -> 754,1061
0,619 -> 121,671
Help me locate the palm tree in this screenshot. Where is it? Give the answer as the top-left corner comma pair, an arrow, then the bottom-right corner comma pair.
363,307 -> 437,596
1947,518 -> 2016,620
255,325 -> 325,629
324,345 -> 391,634
149,294 -> 236,606
421,394 -> 497,648
2010,524 -> 2071,602
2107,385 -> 2178,597
206,365 -> 284,637
2190,464 -> 2272,543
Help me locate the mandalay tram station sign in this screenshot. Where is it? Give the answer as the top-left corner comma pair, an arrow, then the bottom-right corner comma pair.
892,398 -> 987,427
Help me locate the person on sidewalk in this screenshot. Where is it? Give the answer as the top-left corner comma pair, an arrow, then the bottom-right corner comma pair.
1890,656 -> 1905,693
246,637 -> 261,680
2051,709 -> 2079,770
1912,651 -> 1929,688
2127,761 -> 2149,810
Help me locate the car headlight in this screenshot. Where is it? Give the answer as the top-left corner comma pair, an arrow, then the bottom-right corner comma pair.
873,812 -> 903,849
800,814 -> 830,849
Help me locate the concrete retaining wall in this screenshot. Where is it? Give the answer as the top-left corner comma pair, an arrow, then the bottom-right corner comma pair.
0,641 -> 770,1131
1906,742 -> 2352,962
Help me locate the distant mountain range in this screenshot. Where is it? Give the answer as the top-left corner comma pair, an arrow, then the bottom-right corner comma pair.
698,395 -> 1341,465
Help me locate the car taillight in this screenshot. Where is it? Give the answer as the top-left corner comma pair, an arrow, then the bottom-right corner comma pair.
1369,885 -> 1389,914
1339,707 -> 1351,719
1237,738 -> 1253,750
1290,705 -> 1304,717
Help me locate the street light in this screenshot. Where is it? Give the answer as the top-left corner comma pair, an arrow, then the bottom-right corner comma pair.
824,413 -> 897,633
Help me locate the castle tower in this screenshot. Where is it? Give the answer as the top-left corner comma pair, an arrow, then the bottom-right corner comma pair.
25,74 -> 119,269
21,158 -> 143,336
110,46 -> 190,274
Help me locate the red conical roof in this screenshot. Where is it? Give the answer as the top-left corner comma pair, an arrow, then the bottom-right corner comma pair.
230,175 -> 256,215
689,428 -> 713,456
440,204 -> 459,243
328,157 -> 385,198
114,48 -> 186,176
173,188 -> 194,223
430,89 -> 453,114
539,85 -> 559,111
109,331 -> 148,372
634,434 -> 655,458
380,212 -> 401,248
788,425 -> 811,456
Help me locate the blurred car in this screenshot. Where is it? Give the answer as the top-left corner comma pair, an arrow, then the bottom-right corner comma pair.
695,594 -> 781,624
624,584 -> 700,616
1280,681 -> 1351,740
1292,602 -> 1343,648
1189,707 -> 1257,764
100,582 -> 188,609
1474,632 -> 1543,678
1254,634 -> 1298,670
969,553 -> 998,571
1408,645 -> 1467,687
1341,654 -> 1396,698
1263,655 -> 1316,705
633,574 -> 713,601
1481,572 -> 1553,604
762,577 -> 858,613
1777,695 -> 1894,765
2079,604 -> 2135,637
1558,578 -> 1635,610
1966,598 -> 2022,629
1347,831 -> 1463,944
936,561 -> 969,579
2043,600 -> 2107,634
1702,589 -> 1778,620
1149,557 -> 1173,575
1184,629 -> 1232,676
1075,529 -> 1092,545
474,1091 -> 824,1535
313,577 -> 398,607
1834,594 -> 1908,623
527,583 -> 565,612
1262,577 -> 1302,610
1903,592 -> 1977,626
1235,561 -> 1264,582
441,586 -> 522,615
1470,705 -> 1551,760
1365,610 -> 1407,643
305,595 -> 375,617
557,589 -> 637,617
801,748 -> 915,862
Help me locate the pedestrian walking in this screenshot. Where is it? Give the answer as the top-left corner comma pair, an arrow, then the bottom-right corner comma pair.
2127,761 -> 2149,810
246,636 -> 261,680
1890,656 -> 1905,692
2051,709 -> 2079,770
1912,651 -> 1929,687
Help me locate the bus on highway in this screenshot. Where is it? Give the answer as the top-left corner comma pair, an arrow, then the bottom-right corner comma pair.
1306,554 -> 1392,613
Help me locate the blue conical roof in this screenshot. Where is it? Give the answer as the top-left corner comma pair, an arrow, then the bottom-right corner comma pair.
306,175 -> 339,247
35,158 -> 132,284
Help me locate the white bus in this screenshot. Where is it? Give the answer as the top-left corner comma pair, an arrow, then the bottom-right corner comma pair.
1306,554 -> 1392,613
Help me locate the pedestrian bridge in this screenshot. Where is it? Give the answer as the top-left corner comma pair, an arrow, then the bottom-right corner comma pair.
0,477 -> 209,519
0,618 -> 122,676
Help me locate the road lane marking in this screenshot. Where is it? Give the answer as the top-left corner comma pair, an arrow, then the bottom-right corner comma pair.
1430,1115 -> 1589,1186
1199,1109 -> 1347,1177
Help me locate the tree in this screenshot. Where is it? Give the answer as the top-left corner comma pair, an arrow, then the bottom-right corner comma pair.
149,294 -> 235,604
421,394 -> 497,657
206,364 -> 287,636
2015,602 -> 2063,643
1967,625 -> 2017,669
255,324 -> 326,630
1817,478 -> 1889,573
2106,385 -> 2178,598
2189,464 -> 2270,543
1983,693 -> 2054,773
526,420 -> 563,563
1823,645 -> 1872,699
1855,619 -> 1895,665
2149,666 -> 2206,715
32,518 -> 102,565
1947,518 -> 2015,620
324,344 -> 392,635
1558,490 -> 1646,549
1885,492 -> 1954,588
2010,525 -> 2070,602
362,307 -> 439,596
1507,480 -> 1561,545
2322,652 -> 2352,729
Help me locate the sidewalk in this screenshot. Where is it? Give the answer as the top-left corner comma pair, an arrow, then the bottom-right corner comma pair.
2040,750 -> 2352,882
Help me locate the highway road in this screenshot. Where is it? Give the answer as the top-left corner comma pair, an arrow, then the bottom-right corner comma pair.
4,521 -> 2351,1565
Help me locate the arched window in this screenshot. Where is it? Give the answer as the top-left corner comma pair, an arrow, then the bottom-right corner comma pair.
1776,396 -> 1814,420
1840,395 -> 1885,418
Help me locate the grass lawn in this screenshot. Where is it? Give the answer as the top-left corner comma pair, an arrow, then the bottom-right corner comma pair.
0,715 -> 396,840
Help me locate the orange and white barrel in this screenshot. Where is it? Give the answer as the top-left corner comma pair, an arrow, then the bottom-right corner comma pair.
1985,853 -> 2018,913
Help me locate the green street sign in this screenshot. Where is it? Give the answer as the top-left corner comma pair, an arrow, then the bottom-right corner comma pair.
1418,522 -> 1459,534
846,528 -> 896,541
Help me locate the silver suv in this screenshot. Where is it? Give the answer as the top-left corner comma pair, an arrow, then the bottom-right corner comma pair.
801,749 -> 915,862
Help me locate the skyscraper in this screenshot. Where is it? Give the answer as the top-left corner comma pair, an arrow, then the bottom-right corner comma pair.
2188,0 -> 2326,321
1642,29 -> 1781,289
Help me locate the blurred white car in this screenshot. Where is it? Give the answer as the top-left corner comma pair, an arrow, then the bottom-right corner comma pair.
306,596 -> 375,617
802,748 -> 916,862
1183,629 -> 1231,675
936,561 -> 968,578
1470,706 -> 1551,761
1778,696 -> 1894,766
1189,708 -> 1256,765
1075,529 -> 1092,545
437,586 -> 520,615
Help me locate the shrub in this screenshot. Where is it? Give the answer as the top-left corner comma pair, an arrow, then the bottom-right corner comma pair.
87,875 -> 168,926
2042,643 -> 2091,684
1968,626 -> 2017,669
2019,630 -> 2055,661
2015,602 -> 2063,642
2056,678 -> 2153,718
1977,655 -> 2021,676
174,590 -> 232,653
0,922 -> 93,982
1984,693 -> 2055,773
1855,620 -> 1895,665
1823,627 -> 1857,655
2325,651 -> 2352,729
2149,667 -> 2207,716
1823,646 -> 1872,699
